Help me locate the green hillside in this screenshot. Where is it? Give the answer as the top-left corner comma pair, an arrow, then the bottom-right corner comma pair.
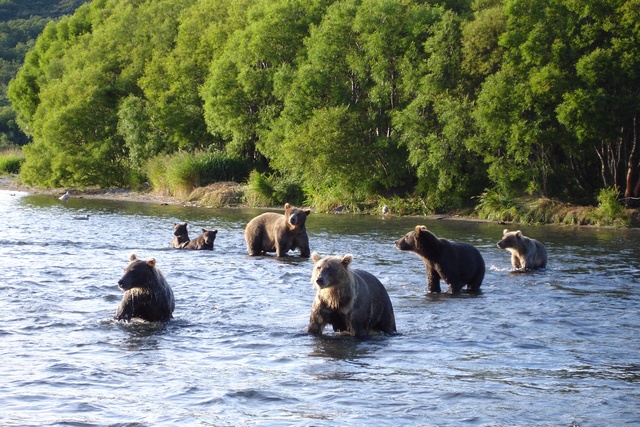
0,0 -> 90,147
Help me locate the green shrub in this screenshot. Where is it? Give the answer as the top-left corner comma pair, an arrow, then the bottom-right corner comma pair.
475,189 -> 524,222
596,187 -> 629,226
0,148 -> 25,175
145,151 -> 250,197
245,171 -> 305,207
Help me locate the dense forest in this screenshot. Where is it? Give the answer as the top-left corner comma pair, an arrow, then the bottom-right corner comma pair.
6,0 -> 640,212
0,0 -> 90,148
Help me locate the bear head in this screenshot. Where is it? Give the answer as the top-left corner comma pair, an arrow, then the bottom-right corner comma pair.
395,225 -> 430,252
201,228 -> 218,245
173,222 -> 188,236
284,203 -> 311,228
311,252 -> 353,290
118,253 -> 158,291
497,229 -> 523,250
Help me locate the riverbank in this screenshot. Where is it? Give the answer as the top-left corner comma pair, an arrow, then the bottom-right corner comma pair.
2,175 -> 638,227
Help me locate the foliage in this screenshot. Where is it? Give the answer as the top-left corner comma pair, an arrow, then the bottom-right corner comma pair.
245,170 -> 304,207
0,0 -> 90,146
145,151 -> 250,197
5,0 -> 640,220
0,147 -> 23,174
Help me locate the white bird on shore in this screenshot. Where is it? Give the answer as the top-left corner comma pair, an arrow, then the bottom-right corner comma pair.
59,191 -> 71,201
72,214 -> 90,220
382,204 -> 389,215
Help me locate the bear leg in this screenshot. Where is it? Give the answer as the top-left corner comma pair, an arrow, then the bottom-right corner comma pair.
427,269 -> 442,293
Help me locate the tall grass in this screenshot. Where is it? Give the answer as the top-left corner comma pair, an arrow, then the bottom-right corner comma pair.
145,151 -> 250,197
475,188 -> 631,227
0,148 -> 24,175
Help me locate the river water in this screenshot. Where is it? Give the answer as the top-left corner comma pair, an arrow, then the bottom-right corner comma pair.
0,189 -> 639,426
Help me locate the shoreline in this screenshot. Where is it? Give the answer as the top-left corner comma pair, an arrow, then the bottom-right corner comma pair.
0,175 -> 185,206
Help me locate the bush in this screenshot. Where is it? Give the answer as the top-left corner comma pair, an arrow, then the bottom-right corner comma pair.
0,148 -> 24,175
145,151 -> 250,197
244,171 -> 305,207
475,189 -> 524,222
596,187 -> 629,226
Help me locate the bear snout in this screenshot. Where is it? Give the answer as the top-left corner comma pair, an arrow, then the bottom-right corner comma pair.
315,276 -> 327,288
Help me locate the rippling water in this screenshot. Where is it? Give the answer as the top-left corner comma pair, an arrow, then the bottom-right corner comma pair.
1,190 -> 639,426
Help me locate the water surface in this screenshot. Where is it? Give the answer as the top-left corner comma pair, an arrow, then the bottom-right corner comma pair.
1,190 -> 639,426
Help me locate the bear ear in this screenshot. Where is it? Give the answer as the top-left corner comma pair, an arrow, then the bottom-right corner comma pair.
284,203 -> 291,210
341,254 -> 353,267
147,258 -> 156,268
213,229 -> 218,234
201,228 -> 206,233
516,230 -> 522,237
129,253 -> 138,262
503,229 -> 509,236
415,225 -> 427,234
311,252 -> 321,263
304,209 -> 311,216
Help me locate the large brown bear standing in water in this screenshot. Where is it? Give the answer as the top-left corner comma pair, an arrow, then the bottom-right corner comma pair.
395,225 -> 485,294
497,229 -> 547,271
172,222 -> 189,248
181,228 -> 218,250
307,253 -> 396,337
115,254 -> 175,322
244,203 -> 311,257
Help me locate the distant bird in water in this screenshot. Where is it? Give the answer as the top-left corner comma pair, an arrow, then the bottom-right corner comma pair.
72,214 -> 90,220
59,191 -> 71,201
382,205 -> 389,215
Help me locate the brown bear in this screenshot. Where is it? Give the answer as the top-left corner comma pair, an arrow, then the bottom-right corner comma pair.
307,253 -> 396,337
497,229 -> 547,271
244,203 -> 311,257
395,225 -> 485,294
181,228 -> 218,250
172,222 -> 189,248
115,254 -> 175,322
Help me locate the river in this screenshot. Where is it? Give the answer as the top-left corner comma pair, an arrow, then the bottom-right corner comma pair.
0,189 -> 639,426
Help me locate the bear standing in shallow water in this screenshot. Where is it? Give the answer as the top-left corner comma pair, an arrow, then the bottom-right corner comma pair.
497,229 -> 547,271
244,203 -> 311,257
307,253 -> 396,337
395,225 -> 485,294
115,254 -> 175,322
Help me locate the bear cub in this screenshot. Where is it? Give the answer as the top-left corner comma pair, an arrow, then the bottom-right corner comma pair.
115,254 -> 175,322
181,228 -> 218,250
497,229 -> 547,271
307,252 -> 396,337
172,222 -> 189,248
395,225 -> 485,294
244,203 -> 311,257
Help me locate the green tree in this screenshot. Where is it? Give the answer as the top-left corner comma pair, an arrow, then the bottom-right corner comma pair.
201,0 -> 329,162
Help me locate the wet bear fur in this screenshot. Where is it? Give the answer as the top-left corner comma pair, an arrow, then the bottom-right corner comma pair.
244,203 -> 311,257
116,254 -> 175,322
307,253 -> 396,337
181,228 -> 218,250
395,225 -> 485,294
497,229 -> 547,271
172,222 -> 189,248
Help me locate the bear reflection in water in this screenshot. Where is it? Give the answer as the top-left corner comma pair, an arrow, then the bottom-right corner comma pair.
307,252 -> 396,338
116,254 -> 175,322
395,225 -> 485,294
